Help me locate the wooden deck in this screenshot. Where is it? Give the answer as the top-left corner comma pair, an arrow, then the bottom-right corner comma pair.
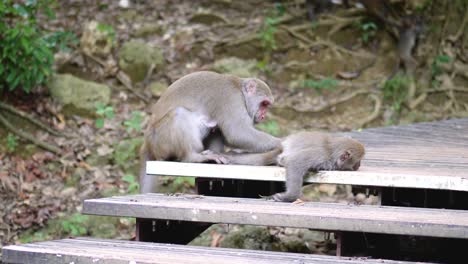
83,193 -> 468,239
146,118 -> 468,191
2,237 -> 420,264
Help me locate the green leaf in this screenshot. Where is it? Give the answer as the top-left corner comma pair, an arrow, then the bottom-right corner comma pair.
13,4 -> 28,17
95,118 -> 104,129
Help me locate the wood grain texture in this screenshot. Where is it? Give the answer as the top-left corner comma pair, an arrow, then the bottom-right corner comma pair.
2,237 -> 420,264
146,118 -> 468,191
83,193 -> 468,239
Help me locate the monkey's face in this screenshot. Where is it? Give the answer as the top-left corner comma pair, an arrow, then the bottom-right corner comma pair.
337,150 -> 364,171
254,99 -> 271,124
241,78 -> 274,124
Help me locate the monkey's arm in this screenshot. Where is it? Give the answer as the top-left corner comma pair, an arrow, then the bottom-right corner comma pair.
223,147 -> 282,166
222,123 -> 281,152
272,152 -> 315,202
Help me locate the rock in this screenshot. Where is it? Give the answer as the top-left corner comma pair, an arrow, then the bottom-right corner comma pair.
80,21 -> 115,57
48,74 -> 111,117
219,226 -> 279,250
60,187 -> 77,198
318,184 -> 337,196
212,57 -> 258,77
133,23 -> 163,38
149,81 -> 168,97
119,40 -> 164,83
189,12 -> 229,25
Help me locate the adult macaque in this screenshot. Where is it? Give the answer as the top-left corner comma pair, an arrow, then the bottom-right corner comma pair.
140,107 -> 226,193
140,71 -> 280,193
224,132 -> 365,202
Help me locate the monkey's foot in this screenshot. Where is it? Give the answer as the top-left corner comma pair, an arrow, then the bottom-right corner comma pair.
201,150 -> 229,164
258,194 -> 274,200
271,192 -> 299,202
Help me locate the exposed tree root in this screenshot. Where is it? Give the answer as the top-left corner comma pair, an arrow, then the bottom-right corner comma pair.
0,102 -> 66,138
322,15 -> 364,37
357,93 -> 382,128
310,37 -> 374,59
448,5 -> 468,43
280,25 -> 315,46
289,89 -> 370,113
0,113 -> 61,154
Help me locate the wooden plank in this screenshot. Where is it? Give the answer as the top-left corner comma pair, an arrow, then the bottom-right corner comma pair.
1,237 -> 417,264
146,161 -> 468,191
146,118 -> 468,191
83,194 -> 468,239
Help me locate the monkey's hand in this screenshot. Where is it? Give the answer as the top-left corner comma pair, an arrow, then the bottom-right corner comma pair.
201,150 -> 229,164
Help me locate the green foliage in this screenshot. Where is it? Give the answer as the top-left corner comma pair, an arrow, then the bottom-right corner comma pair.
359,22 -> 378,43
95,103 -> 115,128
382,74 -> 411,113
0,0 -> 76,93
114,138 -> 143,169
122,174 -> 139,193
310,21 -> 320,30
124,111 -> 144,133
44,31 -> 79,53
96,23 -> 116,43
301,78 -> 338,93
414,0 -> 432,11
19,215 -> 136,244
60,213 -> 89,237
259,16 -> 279,52
431,54 -> 452,87
6,133 -> 18,152
256,120 -> 281,136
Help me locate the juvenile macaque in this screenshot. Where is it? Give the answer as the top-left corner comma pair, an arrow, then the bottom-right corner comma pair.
140,71 -> 280,193
224,132 -> 365,202
140,107 -> 226,193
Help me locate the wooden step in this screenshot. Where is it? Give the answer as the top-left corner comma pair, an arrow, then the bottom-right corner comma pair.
1,237 -> 423,264
146,160 -> 468,191
83,193 -> 468,239
146,118 -> 468,192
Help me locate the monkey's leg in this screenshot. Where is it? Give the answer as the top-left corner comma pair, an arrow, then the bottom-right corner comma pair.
203,130 -> 225,153
139,145 -> 159,193
272,155 -> 310,202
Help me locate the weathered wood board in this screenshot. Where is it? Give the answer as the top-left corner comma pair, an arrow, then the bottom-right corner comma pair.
83,193 -> 468,239
146,118 -> 468,191
2,237 -> 419,264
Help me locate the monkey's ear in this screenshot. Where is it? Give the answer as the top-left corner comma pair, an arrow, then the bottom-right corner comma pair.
340,150 -> 351,162
242,79 -> 257,95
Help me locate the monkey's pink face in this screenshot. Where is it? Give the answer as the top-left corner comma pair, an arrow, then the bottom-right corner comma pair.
255,99 -> 271,123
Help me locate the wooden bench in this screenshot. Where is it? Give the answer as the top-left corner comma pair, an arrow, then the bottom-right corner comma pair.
2,237 -> 417,264
3,118 -> 467,263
